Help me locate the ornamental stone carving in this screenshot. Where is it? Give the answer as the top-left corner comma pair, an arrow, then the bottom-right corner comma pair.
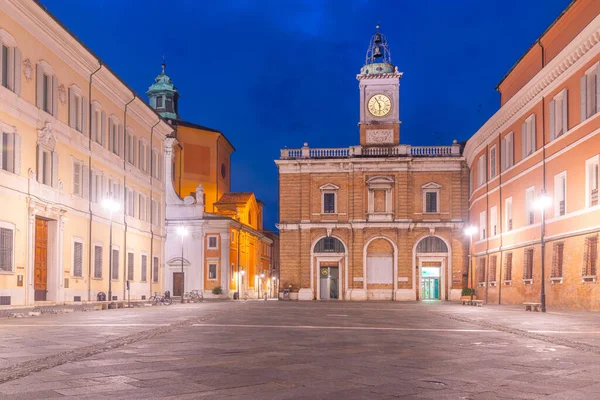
183,196 -> 195,205
58,84 -> 67,104
22,58 -> 32,81
366,129 -> 393,144
37,122 -> 57,151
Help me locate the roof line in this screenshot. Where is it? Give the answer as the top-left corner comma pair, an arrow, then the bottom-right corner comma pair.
495,0 -> 576,90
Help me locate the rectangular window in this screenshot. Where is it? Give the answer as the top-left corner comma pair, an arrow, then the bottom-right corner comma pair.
581,63 -> 600,122
127,252 -> 134,281
208,236 -> 218,250
521,114 -> 536,158
489,255 -> 497,283
1,45 -> 8,88
93,108 -> 103,145
505,197 -> 513,231
38,148 -> 54,187
156,96 -> 163,108
523,248 -> 534,280
425,191 -> 438,213
552,242 -> 564,278
550,89 -> 568,140
489,146 -> 496,179
490,206 -> 497,237
42,73 -> 51,113
0,227 -> 13,272
583,236 -> 598,277
153,256 -> 159,283
1,131 -> 17,174
141,254 -> 147,282
323,192 -> 335,213
477,154 -> 487,187
73,160 -> 82,197
374,190 -> 386,213
208,263 -> 217,280
69,91 -> 85,133
73,240 -> 83,277
554,172 -> 566,217
586,155 -> 599,207
94,245 -> 102,279
139,195 -> 146,222
479,211 -> 486,240
504,252 -> 513,281
478,258 -> 486,284
112,248 -> 119,280
501,132 -> 514,171
91,171 -> 103,203
525,187 -> 535,225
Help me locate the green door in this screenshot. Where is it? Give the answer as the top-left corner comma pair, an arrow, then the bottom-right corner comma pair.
421,277 -> 440,300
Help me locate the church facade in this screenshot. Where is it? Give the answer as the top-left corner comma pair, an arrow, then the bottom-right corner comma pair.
276,29 -> 469,301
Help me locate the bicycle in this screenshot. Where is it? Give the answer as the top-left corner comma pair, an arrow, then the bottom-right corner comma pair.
186,290 -> 204,303
149,292 -> 172,306
243,291 -> 250,300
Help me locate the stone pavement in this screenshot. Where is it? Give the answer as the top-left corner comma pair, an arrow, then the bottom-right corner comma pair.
1,301 -> 600,399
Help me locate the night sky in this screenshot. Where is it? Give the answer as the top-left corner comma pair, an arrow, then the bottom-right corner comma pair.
40,0 -> 569,231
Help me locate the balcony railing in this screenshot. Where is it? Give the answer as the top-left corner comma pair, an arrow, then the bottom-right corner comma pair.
280,141 -> 462,160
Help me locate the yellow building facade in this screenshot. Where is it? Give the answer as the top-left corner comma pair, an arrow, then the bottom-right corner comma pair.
0,0 -> 172,306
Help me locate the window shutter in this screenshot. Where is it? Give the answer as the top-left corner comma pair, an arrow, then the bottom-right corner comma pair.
529,114 -> 536,152
82,165 -> 89,200
82,96 -> 88,136
73,241 -> 83,277
0,41 -> 3,86
35,64 -> 43,109
147,146 -> 151,174
13,47 -> 21,95
132,136 -> 137,166
507,132 -> 513,167
51,151 -> 58,188
560,90 -> 568,136
13,133 -> 20,175
91,171 -> 97,202
549,99 -> 556,140
146,197 -> 151,223
6,47 -> 14,91
94,246 -> 102,278
100,111 -> 106,146
73,162 -> 81,196
90,107 -> 97,140
36,145 -> 42,182
133,191 -> 137,217
52,76 -> 58,117
68,88 -> 75,128
500,137 -> 506,172
580,74 -> 587,122
596,64 -> 600,114
521,121 -> 528,158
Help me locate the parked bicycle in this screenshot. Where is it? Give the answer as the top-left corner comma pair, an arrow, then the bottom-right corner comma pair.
149,292 -> 172,306
243,291 -> 250,300
185,290 -> 204,303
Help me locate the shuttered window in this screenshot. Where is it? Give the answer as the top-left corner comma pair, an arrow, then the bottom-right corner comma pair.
478,258 -> 486,284
489,146 -> 496,179
73,241 -> 83,277
112,249 -> 119,280
94,245 -> 102,279
153,257 -> 159,283
549,89 -> 568,140
523,248 -> 534,280
501,132 -> 514,171
0,43 -> 21,93
1,131 -> 20,175
521,114 -> 536,158
127,252 -> 134,281
0,227 -> 13,272
583,236 -> 598,277
141,255 -> 147,282
581,63 -> 600,122
504,252 -> 513,281
489,255 -> 497,283
552,242 -> 564,278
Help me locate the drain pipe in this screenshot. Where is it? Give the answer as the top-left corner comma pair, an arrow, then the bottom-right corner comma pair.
87,63 -> 102,302
149,118 -> 161,297
498,129 -> 504,305
214,135 -> 222,212
122,95 -> 136,300
539,39 -> 548,312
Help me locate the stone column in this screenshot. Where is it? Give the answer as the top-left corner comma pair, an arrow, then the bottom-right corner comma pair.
220,231 -> 230,298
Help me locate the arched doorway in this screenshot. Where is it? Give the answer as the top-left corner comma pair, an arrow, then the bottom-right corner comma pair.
413,236 -> 450,301
365,238 -> 395,300
312,237 -> 346,300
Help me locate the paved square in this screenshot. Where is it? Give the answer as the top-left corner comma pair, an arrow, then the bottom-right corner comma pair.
1,302 -> 600,399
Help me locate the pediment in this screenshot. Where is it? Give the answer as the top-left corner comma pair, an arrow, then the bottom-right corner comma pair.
167,257 -> 191,267
421,182 -> 442,190
319,183 -> 340,191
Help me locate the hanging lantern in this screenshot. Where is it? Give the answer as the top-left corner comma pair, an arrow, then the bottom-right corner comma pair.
374,33 -> 382,43
373,46 -> 383,58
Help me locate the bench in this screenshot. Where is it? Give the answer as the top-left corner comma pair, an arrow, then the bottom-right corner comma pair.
461,299 -> 483,307
524,302 -> 542,312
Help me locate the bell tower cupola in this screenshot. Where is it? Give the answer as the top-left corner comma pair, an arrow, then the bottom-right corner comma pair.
147,59 -> 180,120
357,25 -> 403,146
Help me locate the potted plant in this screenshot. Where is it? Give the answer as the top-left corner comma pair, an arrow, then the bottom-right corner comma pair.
460,288 -> 477,301
212,286 -> 223,296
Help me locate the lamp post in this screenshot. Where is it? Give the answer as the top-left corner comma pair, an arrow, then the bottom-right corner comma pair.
177,225 -> 188,303
534,192 -> 551,313
464,225 -> 478,302
102,196 -> 120,306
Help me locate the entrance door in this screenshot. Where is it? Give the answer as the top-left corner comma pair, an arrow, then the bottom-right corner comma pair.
319,266 -> 339,300
173,272 -> 184,297
421,266 -> 440,300
34,218 -> 48,301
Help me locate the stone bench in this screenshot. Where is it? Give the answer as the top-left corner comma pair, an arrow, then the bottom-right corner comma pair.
524,302 -> 542,312
461,299 -> 483,306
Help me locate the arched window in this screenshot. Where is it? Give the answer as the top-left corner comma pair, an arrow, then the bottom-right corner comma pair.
314,237 -> 344,253
416,236 -> 448,253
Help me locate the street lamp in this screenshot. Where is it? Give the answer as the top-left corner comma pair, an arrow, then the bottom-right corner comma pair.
534,192 -> 551,313
464,225 -> 478,302
177,225 -> 188,303
103,195 -> 120,306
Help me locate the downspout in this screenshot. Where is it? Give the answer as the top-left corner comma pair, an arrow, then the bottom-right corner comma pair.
122,95 -> 136,299
87,63 -> 102,302
539,40 -> 548,311
177,141 -> 183,196
149,118 -> 161,297
215,135 -> 222,212
498,130 -> 504,305
484,147 -> 490,305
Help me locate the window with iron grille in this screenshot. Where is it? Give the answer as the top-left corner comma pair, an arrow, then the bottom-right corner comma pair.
141,255 -> 147,282
583,236 -> 598,277
478,258 -> 486,283
523,248 -> 534,280
504,252 -> 513,281
551,242 -> 564,278
425,191 -> 437,213
127,252 -> 134,281
73,240 -> 83,277
93,245 -> 102,279
489,255 -> 497,282
314,237 -> 345,253
153,256 -> 159,283
0,227 -> 13,272
323,192 -> 335,213
112,249 -> 119,280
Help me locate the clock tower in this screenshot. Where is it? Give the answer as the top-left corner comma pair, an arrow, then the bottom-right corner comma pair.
357,25 -> 403,146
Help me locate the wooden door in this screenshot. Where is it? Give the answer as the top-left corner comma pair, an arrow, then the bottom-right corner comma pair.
34,218 -> 48,301
173,272 -> 184,297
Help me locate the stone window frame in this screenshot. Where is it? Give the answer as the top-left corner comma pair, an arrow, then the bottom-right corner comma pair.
140,252 -> 148,282
0,28 -> 21,94
366,176 -> 394,220
0,220 -> 15,274
319,183 -> 339,214
0,120 -> 20,175
207,235 -> 219,250
421,182 -> 441,214
36,60 -> 57,116
68,84 -> 86,134
208,259 -> 219,281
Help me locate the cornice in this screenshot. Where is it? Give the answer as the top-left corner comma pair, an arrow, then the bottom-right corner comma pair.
464,14 -> 600,166
356,72 -> 403,80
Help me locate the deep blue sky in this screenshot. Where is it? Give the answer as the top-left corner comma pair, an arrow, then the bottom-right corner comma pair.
41,0 -> 569,230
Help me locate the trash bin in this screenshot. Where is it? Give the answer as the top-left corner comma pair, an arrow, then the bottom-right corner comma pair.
233,291 -> 239,300
283,289 -> 290,300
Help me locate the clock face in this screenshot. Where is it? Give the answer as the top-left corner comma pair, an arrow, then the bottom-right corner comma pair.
367,94 -> 392,117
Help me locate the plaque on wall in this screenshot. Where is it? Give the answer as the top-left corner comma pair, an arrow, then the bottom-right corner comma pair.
366,129 -> 393,144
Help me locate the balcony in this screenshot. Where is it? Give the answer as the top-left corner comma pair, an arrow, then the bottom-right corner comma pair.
280,141 -> 462,160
